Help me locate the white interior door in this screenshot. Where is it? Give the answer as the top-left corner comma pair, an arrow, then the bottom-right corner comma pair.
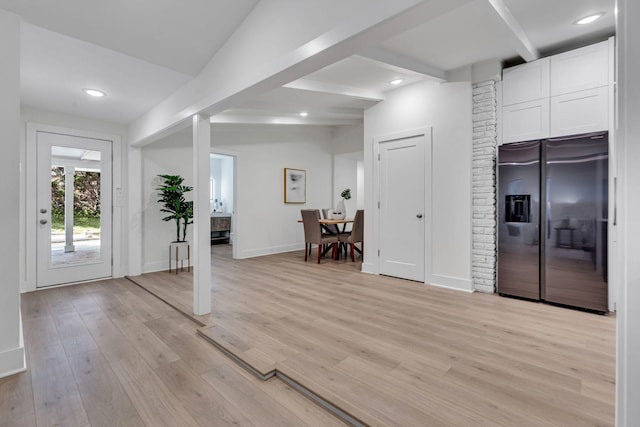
378,134 -> 426,282
36,131 -> 112,288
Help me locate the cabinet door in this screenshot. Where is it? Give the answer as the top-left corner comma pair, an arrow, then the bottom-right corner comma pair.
503,58 -> 550,106
549,87 -> 608,137
550,41 -> 608,96
503,99 -> 550,143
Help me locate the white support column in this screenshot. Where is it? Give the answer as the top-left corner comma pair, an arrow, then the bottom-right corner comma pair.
64,166 -> 75,252
616,1 -> 640,425
471,80 -> 498,293
192,114 -> 211,315
127,146 -> 143,276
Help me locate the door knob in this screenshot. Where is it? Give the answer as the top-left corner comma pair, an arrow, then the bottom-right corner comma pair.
40,219 -> 47,224
40,208 -> 47,214
417,213 -> 423,219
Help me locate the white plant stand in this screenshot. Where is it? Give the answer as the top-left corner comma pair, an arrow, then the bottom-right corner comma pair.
169,241 -> 190,274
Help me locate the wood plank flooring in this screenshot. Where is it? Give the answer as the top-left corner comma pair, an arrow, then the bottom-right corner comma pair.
0,277 -> 346,427
1,245 -> 616,426
134,245 -> 615,426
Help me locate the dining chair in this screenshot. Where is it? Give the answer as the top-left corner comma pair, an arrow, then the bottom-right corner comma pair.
301,209 -> 338,263
321,208 -> 341,234
339,209 -> 364,262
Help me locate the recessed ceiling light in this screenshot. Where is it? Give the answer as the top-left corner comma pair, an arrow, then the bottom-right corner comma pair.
83,88 -> 106,97
574,13 -> 604,25
389,79 -> 403,85
299,111 -> 308,117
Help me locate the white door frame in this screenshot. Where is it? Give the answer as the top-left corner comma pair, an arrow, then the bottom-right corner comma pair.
25,123 -> 123,292
210,147 -> 239,260
372,127 -> 432,283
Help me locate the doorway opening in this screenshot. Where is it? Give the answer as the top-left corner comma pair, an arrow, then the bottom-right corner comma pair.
210,153 -> 235,258
35,131 -> 113,288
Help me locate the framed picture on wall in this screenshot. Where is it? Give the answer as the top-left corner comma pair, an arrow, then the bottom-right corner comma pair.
284,168 -> 306,203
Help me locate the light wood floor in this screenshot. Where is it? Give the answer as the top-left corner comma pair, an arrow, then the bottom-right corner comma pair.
0,277 -> 346,427
2,245 -> 616,426
132,245 -> 616,426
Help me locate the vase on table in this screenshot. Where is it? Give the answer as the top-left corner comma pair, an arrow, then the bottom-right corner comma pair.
332,199 -> 346,220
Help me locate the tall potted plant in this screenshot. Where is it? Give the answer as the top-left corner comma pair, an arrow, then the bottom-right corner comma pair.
156,175 -> 193,272
156,174 -> 193,241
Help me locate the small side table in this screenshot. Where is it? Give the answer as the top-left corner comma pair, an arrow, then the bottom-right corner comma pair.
554,227 -> 575,249
169,241 -> 190,274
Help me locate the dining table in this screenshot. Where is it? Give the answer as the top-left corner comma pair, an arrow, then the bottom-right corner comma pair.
297,217 -> 353,232
297,217 -> 358,258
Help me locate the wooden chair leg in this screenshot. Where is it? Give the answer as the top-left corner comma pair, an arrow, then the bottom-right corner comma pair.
333,243 -> 338,260
350,243 -> 355,262
304,243 -> 308,261
317,245 -> 322,264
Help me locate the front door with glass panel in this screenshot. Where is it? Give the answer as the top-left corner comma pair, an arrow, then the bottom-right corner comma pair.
36,131 -> 112,287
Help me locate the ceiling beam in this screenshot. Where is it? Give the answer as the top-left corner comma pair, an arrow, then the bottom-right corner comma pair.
356,48 -> 446,82
128,0 -> 474,146
220,106 -> 364,119
283,79 -> 384,102
484,0 -> 539,62
210,113 -> 362,126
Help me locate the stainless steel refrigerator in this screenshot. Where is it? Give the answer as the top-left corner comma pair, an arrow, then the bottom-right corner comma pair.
497,132 -> 609,313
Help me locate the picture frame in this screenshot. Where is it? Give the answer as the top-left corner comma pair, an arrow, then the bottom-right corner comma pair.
284,168 -> 306,204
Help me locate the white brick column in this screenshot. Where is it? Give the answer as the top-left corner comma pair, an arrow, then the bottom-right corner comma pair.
472,80 -> 497,293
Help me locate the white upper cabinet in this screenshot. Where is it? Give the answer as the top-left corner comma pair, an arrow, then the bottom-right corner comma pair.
550,41 -> 609,96
503,58 -> 550,106
503,99 -> 550,143
550,87 -> 608,137
501,39 -> 612,143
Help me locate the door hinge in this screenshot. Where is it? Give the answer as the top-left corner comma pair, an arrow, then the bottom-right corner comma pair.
377,153 -> 380,161
378,201 -> 380,209
377,249 -> 380,256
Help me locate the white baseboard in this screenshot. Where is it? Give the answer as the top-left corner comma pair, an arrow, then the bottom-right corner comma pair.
142,261 -> 171,274
429,274 -> 474,293
239,243 -> 304,259
0,345 -> 26,379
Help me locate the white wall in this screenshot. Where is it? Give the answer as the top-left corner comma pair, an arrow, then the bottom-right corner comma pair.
212,124 -> 334,259
141,132 -> 193,272
616,1 -> 640,425
332,124 -> 365,217
364,80 -> 473,291
333,124 -> 364,155
334,155 -> 359,218
0,9 -> 25,378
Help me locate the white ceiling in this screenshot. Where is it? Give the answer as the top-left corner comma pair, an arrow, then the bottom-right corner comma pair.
21,23 -> 193,124
1,0 -> 616,128
380,0 -> 518,72
0,0 -> 259,75
503,0 -> 615,54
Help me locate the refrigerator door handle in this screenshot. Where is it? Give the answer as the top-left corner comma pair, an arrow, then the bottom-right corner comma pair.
613,177 -> 617,226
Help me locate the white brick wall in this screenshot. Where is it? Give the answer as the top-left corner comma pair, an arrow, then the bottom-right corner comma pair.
472,80 -> 497,293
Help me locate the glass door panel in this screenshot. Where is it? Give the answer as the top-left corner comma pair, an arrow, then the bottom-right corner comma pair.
37,132 -> 112,287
